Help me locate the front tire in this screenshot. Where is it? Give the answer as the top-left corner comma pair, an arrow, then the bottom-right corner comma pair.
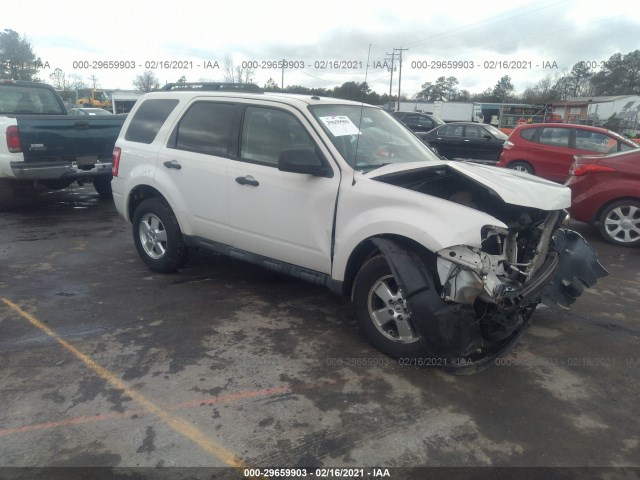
353,255 -> 427,359
598,200 -> 640,247
132,198 -> 186,272
508,161 -> 534,175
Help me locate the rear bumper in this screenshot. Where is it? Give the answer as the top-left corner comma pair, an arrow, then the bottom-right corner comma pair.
10,160 -> 112,181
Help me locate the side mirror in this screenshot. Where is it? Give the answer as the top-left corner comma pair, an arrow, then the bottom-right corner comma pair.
483,134 -> 492,141
278,149 -> 331,177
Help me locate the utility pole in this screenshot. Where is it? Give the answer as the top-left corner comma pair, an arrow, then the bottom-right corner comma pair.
394,47 -> 408,112
386,52 -> 395,111
89,75 -> 98,90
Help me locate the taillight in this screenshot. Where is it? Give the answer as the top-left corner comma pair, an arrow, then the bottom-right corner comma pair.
571,163 -> 616,176
502,140 -> 514,150
112,147 -> 121,176
6,126 -> 22,153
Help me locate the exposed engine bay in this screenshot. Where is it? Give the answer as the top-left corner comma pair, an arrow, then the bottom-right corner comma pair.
372,165 -> 608,372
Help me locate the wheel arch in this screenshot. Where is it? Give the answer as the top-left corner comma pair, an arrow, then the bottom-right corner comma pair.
127,184 -> 169,223
507,159 -> 535,174
341,234 -> 437,299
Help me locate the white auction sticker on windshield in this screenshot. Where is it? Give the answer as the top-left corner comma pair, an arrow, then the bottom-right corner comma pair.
319,116 -> 361,136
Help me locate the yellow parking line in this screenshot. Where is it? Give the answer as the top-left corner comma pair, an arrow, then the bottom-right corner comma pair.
1,297 -> 247,469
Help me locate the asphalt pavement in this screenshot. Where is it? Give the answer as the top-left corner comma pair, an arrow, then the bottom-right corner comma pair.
0,184 -> 638,478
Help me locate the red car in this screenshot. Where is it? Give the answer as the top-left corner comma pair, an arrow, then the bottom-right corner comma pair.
497,123 -> 638,182
566,149 -> 640,247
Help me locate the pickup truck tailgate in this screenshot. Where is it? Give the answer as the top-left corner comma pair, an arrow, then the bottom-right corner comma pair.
16,115 -> 125,162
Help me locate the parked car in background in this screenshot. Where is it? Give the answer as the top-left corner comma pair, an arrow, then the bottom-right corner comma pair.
391,111 -> 445,132
497,123 -> 638,182
566,149 -> 640,247
68,107 -> 113,116
416,122 -> 508,162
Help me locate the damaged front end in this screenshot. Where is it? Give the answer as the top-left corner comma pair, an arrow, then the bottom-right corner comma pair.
370,165 -> 607,373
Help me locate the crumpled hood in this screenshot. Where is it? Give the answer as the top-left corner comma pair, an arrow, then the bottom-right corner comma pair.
366,161 -> 571,210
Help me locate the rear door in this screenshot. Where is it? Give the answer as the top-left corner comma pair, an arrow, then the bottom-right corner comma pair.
527,126 -> 572,181
226,103 -> 340,274
155,100 -> 240,245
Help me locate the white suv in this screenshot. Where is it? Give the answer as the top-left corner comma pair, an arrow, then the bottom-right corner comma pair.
112,83 -> 606,372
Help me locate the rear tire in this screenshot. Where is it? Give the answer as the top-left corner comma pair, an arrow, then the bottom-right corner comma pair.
93,177 -> 113,200
132,198 -> 186,272
0,179 -> 35,209
598,200 -> 640,247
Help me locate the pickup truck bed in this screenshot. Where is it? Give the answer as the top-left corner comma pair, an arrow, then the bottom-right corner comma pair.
11,114 -> 124,181
1,79 -> 125,206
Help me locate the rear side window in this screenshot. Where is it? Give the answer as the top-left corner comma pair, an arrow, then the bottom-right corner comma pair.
125,99 -> 179,144
519,128 -> 536,141
172,102 -> 236,156
538,127 -> 570,147
575,129 -> 615,153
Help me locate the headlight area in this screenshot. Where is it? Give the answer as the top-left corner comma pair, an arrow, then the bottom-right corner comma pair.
436,225 -> 512,305
435,214 -> 561,307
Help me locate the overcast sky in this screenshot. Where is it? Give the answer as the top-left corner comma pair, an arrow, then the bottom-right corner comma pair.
5,0 -> 640,97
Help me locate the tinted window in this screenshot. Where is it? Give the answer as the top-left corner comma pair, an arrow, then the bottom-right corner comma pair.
439,125 -> 463,137
241,106 -> 314,166
418,115 -> 434,128
172,102 -> 236,156
483,124 -> 508,140
575,129 -> 615,153
404,113 -> 419,123
464,125 -> 485,138
520,128 -> 536,140
538,127 -> 569,147
125,99 -> 178,144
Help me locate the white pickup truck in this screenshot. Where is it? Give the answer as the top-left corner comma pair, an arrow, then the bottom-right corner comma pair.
0,79 -> 124,207
111,83 -> 607,373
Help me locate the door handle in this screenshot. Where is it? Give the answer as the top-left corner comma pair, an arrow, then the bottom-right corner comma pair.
163,160 -> 182,170
235,175 -> 259,187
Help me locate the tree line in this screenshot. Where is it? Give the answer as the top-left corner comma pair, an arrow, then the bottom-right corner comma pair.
2,29 -> 638,105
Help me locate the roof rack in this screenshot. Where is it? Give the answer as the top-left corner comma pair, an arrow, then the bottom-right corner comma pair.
160,82 -> 263,93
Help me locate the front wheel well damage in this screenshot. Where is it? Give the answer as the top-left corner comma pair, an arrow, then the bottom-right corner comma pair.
343,235 -> 436,299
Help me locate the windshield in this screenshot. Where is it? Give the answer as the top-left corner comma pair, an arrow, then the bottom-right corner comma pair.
94,91 -> 107,102
0,85 -> 65,115
309,104 -> 441,171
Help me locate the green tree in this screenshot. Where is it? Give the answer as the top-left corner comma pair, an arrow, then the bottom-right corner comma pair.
264,78 -> 281,91
492,75 -> 514,102
590,50 -> 640,96
0,29 -> 41,81
331,81 -> 371,102
417,76 -> 459,101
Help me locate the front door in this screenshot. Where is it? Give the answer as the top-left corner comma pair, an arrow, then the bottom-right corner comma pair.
226,105 -> 340,274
